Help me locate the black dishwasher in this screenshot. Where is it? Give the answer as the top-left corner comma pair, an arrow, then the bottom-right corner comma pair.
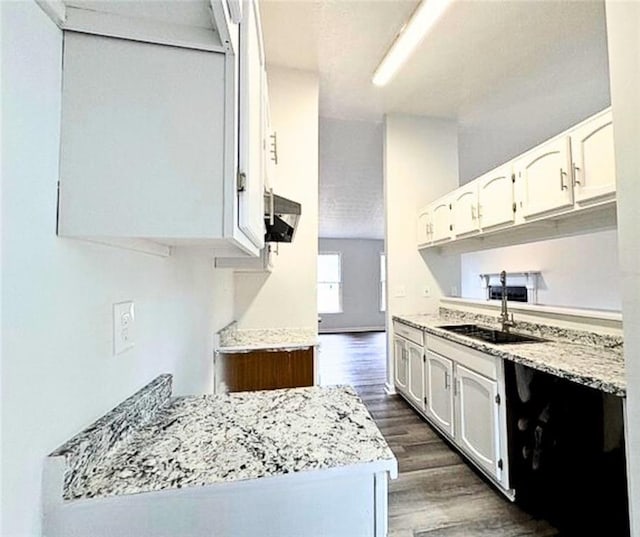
504,361 -> 630,536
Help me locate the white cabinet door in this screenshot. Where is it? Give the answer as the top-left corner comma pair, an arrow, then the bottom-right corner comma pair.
571,110 -> 616,205
238,0 -> 265,249
393,337 -> 408,394
430,197 -> 452,243
406,341 -> 425,411
417,208 -> 431,246
455,364 -> 500,480
477,164 -> 515,230
425,351 -> 454,437
515,136 -> 573,219
451,182 -> 479,238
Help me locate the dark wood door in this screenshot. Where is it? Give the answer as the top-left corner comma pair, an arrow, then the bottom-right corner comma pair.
219,347 -> 314,392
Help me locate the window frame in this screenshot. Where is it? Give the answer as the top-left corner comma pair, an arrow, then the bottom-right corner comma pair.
317,251 -> 343,314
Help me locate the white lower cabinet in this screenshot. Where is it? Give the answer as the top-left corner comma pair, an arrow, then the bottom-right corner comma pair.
393,337 -> 409,394
406,341 -> 426,411
425,351 -> 454,437
455,364 -> 500,480
394,324 -> 510,496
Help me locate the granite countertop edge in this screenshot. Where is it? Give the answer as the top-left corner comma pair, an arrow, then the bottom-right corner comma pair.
393,314 -> 626,397
216,339 -> 319,353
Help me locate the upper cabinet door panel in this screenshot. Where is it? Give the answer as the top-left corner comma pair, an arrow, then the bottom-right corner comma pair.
516,137 -> 573,219
477,164 -> 514,230
430,197 -> 452,243
571,110 -> 616,205
238,0 -> 265,249
452,183 -> 479,238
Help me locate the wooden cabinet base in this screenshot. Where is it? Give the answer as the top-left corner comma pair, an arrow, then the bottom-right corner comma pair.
216,347 -> 314,392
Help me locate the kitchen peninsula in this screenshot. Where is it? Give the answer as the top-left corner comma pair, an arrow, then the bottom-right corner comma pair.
43,375 -> 397,537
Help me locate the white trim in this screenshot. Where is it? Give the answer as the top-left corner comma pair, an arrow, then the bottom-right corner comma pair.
35,0 -> 66,27
65,237 -> 172,258
384,382 -> 396,395
318,326 -> 385,334
62,7 -> 226,53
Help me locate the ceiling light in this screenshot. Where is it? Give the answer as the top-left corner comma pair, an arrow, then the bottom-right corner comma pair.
372,0 -> 454,87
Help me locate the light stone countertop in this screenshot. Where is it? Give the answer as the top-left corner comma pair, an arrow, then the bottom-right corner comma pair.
217,326 -> 318,352
394,313 -> 625,396
61,385 -> 396,500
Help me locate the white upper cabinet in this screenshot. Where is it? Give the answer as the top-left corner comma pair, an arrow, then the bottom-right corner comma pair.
477,163 -> 515,231
237,0 -> 265,249
451,182 -> 479,238
430,196 -> 452,243
515,136 -> 574,219
57,1 -> 269,256
417,207 -> 432,246
570,110 -> 616,206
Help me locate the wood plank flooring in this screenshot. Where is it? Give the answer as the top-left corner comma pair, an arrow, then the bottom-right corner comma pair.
318,332 -> 560,537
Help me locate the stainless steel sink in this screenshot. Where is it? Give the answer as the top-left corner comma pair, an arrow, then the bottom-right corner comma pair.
437,324 -> 547,344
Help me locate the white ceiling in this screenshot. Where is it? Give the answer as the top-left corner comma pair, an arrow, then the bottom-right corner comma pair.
261,0 -> 609,240
261,0 -> 608,123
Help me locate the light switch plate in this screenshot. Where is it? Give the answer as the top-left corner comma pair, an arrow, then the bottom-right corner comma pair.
113,301 -> 135,355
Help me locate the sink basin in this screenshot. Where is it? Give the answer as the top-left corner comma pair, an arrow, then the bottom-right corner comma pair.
437,324 -> 547,344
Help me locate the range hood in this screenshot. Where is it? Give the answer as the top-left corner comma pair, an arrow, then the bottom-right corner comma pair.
264,190 -> 302,243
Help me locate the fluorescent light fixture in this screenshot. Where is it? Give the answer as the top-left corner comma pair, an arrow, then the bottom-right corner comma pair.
372,0 -> 454,87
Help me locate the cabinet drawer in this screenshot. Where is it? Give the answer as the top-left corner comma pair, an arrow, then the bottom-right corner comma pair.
426,334 -> 496,380
393,321 -> 424,346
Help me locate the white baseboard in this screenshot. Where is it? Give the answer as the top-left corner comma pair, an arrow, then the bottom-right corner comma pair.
384,382 -> 396,395
318,326 -> 385,334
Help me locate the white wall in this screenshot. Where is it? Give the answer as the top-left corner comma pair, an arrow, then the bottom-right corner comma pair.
460,229 -> 621,311
234,66 -> 319,330
383,115 -> 460,388
1,4 -> 235,535
318,118 -> 384,240
318,238 -> 385,332
606,3 -> 640,535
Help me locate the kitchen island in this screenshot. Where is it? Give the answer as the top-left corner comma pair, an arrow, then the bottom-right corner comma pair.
44,375 -> 397,537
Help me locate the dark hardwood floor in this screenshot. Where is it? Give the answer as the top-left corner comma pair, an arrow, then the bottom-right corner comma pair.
318,332 -> 559,537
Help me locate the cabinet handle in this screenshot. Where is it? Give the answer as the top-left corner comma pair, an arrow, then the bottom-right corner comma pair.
471,205 -> 476,220
573,164 -> 581,185
559,168 -> 568,191
454,378 -> 460,396
444,371 -> 449,389
270,133 -> 278,164
478,204 -> 482,219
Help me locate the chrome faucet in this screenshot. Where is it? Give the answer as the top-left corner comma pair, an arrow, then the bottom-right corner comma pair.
499,270 -> 516,332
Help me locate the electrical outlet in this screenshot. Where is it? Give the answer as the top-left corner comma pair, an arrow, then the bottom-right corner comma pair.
113,301 -> 135,355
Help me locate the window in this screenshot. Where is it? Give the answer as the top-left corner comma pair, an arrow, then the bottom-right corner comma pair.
380,253 -> 386,312
318,253 -> 342,314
